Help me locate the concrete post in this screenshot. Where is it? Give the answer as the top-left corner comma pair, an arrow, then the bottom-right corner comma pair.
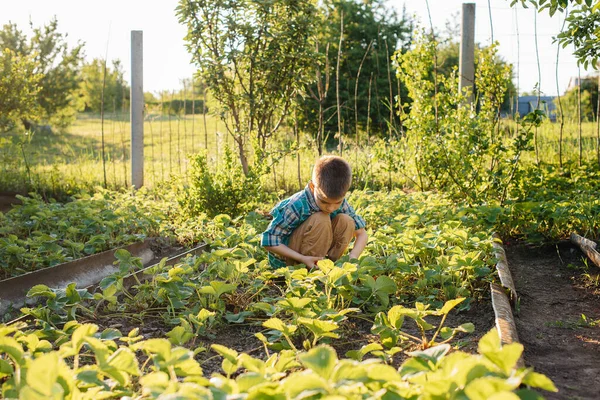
131,30 -> 144,188
459,3 -> 475,104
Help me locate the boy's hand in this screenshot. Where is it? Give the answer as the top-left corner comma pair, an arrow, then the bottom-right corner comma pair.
301,255 -> 324,269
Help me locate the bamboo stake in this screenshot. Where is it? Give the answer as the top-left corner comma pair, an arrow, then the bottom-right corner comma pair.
168,93 -> 173,175
191,83 -> 195,152
100,57 -> 108,189
159,95 -> 165,181
355,40 -> 373,158
385,40 -> 393,138
295,108 -> 301,189
176,91 -> 182,174
336,10 -> 344,156
578,67 -> 583,166
367,72 -> 373,145
597,69 -> 600,167
534,11 -> 541,165
203,87 -> 208,151
555,10 -> 567,169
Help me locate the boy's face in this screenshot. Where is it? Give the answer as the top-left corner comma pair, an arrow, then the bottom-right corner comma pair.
310,181 -> 345,214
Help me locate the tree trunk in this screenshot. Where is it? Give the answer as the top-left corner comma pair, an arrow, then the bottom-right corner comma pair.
236,137 -> 249,175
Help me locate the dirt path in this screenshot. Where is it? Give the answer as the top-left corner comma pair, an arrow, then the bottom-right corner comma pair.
506,242 -> 600,400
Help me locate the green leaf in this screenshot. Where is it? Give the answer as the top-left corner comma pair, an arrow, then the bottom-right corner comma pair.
522,371 -> 557,392
225,311 -> 254,323
437,297 -> 465,315
283,371 -> 327,397
236,372 -> 266,392
26,285 -> 56,299
135,338 -> 171,359
114,249 -> 132,262
399,356 -> 434,376
387,305 -> 410,329
107,347 -> 140,376
366,364 -> 401,382
484,342 -> 524,375
298,345 -> 338,379
514,388 -> 545,400
0,358 -> 14,379
166,326 -> 194,346
297,318 -> 339,339
375,275 -> 397,294
72,323 -> 98,353
239,353 -> 265,374
464,377 -> 519,400
408,344 -> 451,365
24,352 -> 60,397
0,336 -> 24,361
211,344 -> 238,364
263,318 -> 297,336
345,342 -> 383,361
478,329 -> 501,355
221,358 -> 240,376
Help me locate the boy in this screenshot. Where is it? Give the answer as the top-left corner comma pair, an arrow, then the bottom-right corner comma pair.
262,155 -> 368,269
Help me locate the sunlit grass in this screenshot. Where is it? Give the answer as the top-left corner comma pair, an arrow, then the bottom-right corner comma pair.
2,113 -> 600,198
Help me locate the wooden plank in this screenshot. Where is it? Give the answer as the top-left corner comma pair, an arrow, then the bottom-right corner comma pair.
570,233 -> 600,268
492,233 -> 518,305
491,283 -> 525,368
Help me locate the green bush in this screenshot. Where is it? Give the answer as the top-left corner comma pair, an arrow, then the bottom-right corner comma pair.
179,147 -> 264,218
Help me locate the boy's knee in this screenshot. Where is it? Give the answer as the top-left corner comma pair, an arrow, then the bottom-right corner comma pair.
306,212 -> 332,228
333,213 -> 354,230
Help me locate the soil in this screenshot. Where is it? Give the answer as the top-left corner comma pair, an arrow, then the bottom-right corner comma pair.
506,242 -> 600,400
0,194 -> 21,213
88,293 -> 495,377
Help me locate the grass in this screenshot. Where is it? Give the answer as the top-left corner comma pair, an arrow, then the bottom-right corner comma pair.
515,119 -> 600,166
2,113 -> 600,198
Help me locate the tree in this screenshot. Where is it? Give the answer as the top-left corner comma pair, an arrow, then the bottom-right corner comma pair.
0,49 -> 42,132
78,58 -> 128,114
176,0 -> 319,174
0,18 -> 84,130
435,41 -> 517,113
301,0 -> 413,150
556,76 -> 598,121
508,0 -> 600,69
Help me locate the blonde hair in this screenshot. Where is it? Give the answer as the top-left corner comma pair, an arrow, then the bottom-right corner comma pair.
312,155 -> 352,198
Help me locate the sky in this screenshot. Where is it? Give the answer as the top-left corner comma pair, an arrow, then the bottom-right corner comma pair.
0,0 -> 590,96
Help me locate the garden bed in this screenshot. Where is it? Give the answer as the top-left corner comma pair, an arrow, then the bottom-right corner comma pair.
507,241 -> 600,400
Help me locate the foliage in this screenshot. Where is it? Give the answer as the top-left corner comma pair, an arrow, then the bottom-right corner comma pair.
177,0 -> 318,173
394,32 -> 538,204
0,188 -> 556,398
178,147 -> 268,218
152,98 -> 208,115
78,58 -> 128,114
0,190 -> 164,279
554,76 -> 597,121
508,0 -> 600,68
300,0 -> 413,150
0,18 -> 84,130
435,41 -> 517,113
0,321 -> 556,399
0,49 -> 42,132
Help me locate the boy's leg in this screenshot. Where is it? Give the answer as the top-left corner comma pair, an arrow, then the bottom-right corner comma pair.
327,214 -> 355,261
286,212 -> 332,265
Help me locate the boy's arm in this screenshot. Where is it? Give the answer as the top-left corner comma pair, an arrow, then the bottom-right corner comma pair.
349,228 -> 368,259
264,244 -> 323,269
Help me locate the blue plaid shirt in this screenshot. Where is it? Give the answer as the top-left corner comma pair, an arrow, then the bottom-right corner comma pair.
261,183 -> 366,268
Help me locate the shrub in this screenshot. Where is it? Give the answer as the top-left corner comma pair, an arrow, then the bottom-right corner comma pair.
179,147 -> 264,218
